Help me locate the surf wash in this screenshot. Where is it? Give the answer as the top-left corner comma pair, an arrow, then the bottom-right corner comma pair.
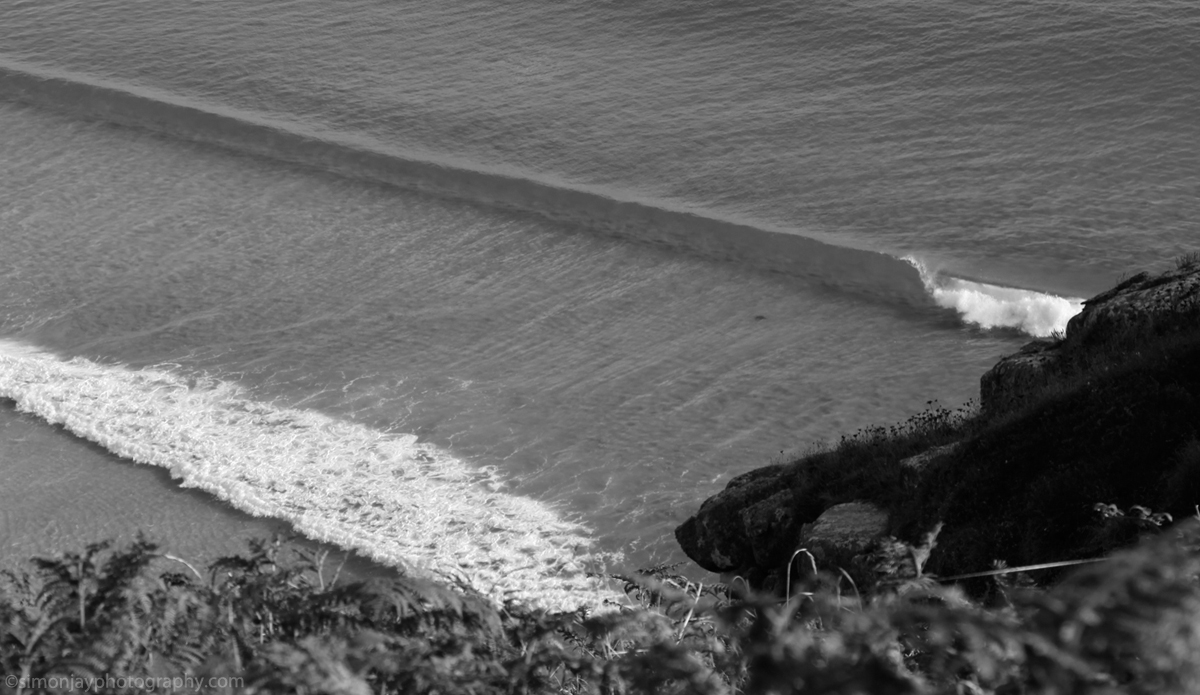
0,340 -> 620,611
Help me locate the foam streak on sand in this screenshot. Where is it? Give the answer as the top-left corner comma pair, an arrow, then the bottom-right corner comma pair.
905,257 -> 1085,337
0,340 -> 618,611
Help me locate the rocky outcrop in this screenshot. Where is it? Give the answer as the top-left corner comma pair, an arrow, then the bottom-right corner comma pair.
674,443 -> 942,583
798,502 -> 889,558
1064,265 -> 1200,350
981,259 -> 1200,413
978,339 -> 1061,415
677,258 -> 1200,592
674,463 -> 822,573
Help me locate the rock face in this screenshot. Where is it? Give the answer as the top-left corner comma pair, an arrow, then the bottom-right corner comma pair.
674,463 -> 822,573
798,502 -> 889,557
978,340 -> 1061,415
674,440 -> 956,581
1065,266 -> 1200,348
676,258 -> 1200,591
981,260 -> 1200,413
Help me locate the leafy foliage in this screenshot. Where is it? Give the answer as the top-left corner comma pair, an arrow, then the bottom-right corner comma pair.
2,522 -> 1198,694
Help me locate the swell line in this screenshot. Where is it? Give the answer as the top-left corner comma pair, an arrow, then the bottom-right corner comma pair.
0,58 -> 930,304
0,58 -> 1088,336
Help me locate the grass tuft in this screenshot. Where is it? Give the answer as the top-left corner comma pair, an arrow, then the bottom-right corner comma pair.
1176,251 -> 1200,269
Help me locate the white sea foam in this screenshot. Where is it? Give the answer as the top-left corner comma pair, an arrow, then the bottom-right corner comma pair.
904,257 -> 1085,338
0,340 -> 621,611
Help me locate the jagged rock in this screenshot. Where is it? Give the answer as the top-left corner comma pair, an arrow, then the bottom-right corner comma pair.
980,260 -> 1200,413
799,502 -> 889,557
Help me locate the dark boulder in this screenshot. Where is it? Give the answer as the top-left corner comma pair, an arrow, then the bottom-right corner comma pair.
674,463 -> 823,572
798,501 -> 889,558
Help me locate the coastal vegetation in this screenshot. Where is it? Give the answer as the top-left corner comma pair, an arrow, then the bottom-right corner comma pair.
1,523 -> 1198,694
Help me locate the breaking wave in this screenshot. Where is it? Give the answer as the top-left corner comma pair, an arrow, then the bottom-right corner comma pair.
0,58 -> 929,304
905,257 -> 1085,337
0,340 -> 620,610
0,59 -> 1086,339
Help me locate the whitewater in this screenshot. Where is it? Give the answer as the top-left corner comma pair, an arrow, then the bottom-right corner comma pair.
0,341 -> 618,608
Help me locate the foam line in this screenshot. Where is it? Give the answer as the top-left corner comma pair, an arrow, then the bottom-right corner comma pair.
0,340 -> 620,611
905,257 -> 1085,337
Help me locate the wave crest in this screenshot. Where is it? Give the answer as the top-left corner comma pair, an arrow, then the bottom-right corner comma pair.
0,58 -> 930,304
1,60 -> 1086,338
905,257 -> 1084,337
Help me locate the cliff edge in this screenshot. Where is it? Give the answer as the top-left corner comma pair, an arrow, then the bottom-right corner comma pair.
981,260 -> 1200,414
675,255 -> 1200,591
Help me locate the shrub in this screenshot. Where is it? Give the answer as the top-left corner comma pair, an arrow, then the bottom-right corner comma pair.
3,522 -> 1198,694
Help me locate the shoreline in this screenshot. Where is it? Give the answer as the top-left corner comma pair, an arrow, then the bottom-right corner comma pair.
0,344 -> 623,610
0,399 -> 400,583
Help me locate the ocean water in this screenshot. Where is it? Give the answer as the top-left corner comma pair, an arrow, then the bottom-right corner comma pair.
1,0 -> 1196,608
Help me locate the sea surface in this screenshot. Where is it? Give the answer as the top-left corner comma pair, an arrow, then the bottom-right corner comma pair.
1,0 -> 1196,608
